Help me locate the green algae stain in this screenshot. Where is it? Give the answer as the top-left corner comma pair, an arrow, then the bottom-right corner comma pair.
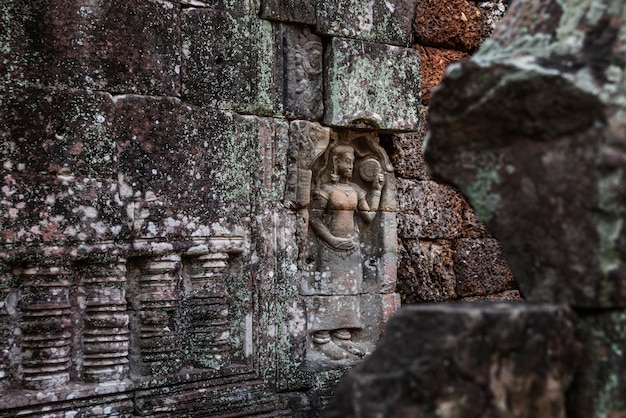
463,152 -> 502,224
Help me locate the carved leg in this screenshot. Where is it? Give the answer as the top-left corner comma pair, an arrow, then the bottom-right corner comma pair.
312,331 -> 347,360
332,329 -> 368,358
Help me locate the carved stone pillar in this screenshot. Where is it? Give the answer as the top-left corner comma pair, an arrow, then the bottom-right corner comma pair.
134,253 -> 182,376
81,259 -> 129,383
184,251 -> 230,369
18,262 -> 73,389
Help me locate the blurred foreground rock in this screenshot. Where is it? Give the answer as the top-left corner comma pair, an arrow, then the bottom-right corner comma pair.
326,303 -> 581,418
422,0 -> 626,416
425,0 -> 626,308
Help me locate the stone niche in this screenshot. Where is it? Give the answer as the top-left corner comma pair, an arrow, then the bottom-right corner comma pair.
285,122 -> 400,366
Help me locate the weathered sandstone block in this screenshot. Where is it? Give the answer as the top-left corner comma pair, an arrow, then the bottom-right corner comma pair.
326,303 -> 582,418
181,9 -> 274,113
426,0 -> 626,307
260,0 -> 316,24
115,95 -> 287,208
416,46 -> 469,105
1,175 -> 129,245
384,109 -> 429,180
453,238 -> 517,298
397,239 -> 457,302
397,179 -> 465,240
0,0 -> 180,95
1,88 -> 115,179
413,0 -> 487,52
316,0 -> 416,46
324,37 -> 421,132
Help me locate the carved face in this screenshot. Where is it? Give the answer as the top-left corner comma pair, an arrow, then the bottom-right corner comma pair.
335,151 -> 354,179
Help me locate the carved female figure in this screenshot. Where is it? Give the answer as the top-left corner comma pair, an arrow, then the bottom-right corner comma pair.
308,144 -> 384,360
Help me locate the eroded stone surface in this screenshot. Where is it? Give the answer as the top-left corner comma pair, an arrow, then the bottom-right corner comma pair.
316,0 -> 416,46
416,45 -> 469,105
1,87 -> 115,179
324,37 -> 421,131
397,239 -> 456,302
181,8 -> 275,113
453,238 -> 517,298
397,179 -> 466,240
326,303 -> 582,418
413,0 -> 485,52
0,0 -> 180,95
260,0 -> 316,24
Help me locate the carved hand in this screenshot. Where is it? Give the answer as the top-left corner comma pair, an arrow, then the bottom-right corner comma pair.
371,173 -> 385,191
329,235 -> 357,251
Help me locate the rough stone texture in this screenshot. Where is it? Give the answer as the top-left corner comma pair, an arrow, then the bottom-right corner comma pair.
397,239 -> 456,302
397,179 -> 466,240
425,0 -> 626,308
568,310 -> 626,418
413,0 -> 485,52
173,0 -> 260,14
181,8 -> 275,113
324,37 -> 422,132
316,0 -> 416,46
382,107 -> 429,180
1,87 -> 115,178
325,303 -> 582,418
453,238 -> 517,298
0,0 -> 180,95
416,45 -> 469,105
260,0 -> 316,24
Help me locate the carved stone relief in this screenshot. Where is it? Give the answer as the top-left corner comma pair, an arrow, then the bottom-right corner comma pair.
0,235 -> 248,410
286,123 -> 399,363
282,25 -> 324,120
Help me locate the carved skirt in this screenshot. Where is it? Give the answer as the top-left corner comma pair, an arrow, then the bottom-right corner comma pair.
304,244 -> 364,333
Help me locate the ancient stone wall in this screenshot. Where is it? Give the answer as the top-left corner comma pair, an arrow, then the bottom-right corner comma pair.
389,0 -> 518,303
1,0 -> 514,416
327,0 -> 626,416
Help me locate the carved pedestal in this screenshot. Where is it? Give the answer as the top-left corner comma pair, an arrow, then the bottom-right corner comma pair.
18,263 -> 73,389
81,259 -> 129,383
184,252 -> 231,369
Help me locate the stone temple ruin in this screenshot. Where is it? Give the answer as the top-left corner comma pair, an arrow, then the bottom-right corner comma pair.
2,0 -> 625,417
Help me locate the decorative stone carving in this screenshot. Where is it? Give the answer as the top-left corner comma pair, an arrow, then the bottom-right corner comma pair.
285,121 -> 331,210
17,262 -> 73,389
80,259 -> 129,383
298,131 -> 397,362
183,249 -> 232,369
281,25 -> 324,120
129,252 -> 183,377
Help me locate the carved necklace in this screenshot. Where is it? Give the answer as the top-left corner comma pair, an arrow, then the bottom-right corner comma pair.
335,183 -> 352,196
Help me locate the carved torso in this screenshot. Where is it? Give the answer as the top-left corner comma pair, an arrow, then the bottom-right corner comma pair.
314,183 -> 366,238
